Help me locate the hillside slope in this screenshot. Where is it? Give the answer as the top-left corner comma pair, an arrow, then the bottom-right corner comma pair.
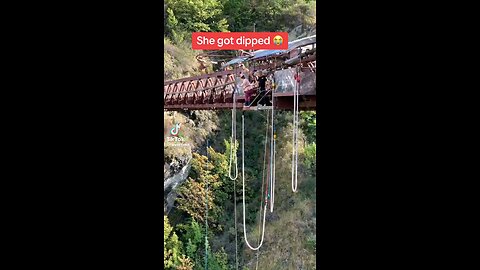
163,1 -> 316,269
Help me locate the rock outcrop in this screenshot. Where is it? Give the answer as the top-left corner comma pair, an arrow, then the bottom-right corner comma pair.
164,154 -> 191,214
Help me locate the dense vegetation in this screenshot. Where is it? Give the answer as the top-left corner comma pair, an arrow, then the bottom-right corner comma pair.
165,0 -> 315,43
164,1 -> 316,269
165,111 -> 316,269
164,0 -> 316,81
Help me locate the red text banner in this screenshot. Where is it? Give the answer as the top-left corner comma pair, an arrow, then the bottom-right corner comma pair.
192,32 -> 288,50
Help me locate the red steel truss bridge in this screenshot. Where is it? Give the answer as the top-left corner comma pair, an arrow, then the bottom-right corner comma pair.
164,39 -> 316,111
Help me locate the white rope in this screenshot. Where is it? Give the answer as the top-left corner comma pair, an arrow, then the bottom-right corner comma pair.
255,110 -> 270,270
205,140 -> 209,270
230,89 -> 239,270
233,171 -> 238,270
270,78 -> 276,212
229,91 -> 238,180
242,113 -> 267,251
292,67 -> 299,192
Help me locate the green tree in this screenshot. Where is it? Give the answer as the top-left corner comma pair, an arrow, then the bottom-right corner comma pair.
300,111 -> 316,143
177,219 -> 204,259
165,0 -> 228,43
213,248 -> 229,270
279,0 -> 316,31
178,255 -> 195,270
221,0 -> 316,32
177,219 -> 228,270
164,216 -> 183,269
176,145 -> 241,231
304,142 -> 316,171
176,150 -> 222,227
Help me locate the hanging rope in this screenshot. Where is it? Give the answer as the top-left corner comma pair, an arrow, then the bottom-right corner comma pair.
205,140 -> 209,270
271,72 -> 277,211
242,112 -> 268,251
229,82 -> 239,270
255,110 -> 270,270
229,106 -> 238,179
270,77 -> 276,213
292,66 -> 300,192
229,87 -> 238,180
233,173 -> 238,270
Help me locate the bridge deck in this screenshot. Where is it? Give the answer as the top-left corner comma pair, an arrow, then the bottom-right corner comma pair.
163,51 -> 316,111
164,92 -> 316,111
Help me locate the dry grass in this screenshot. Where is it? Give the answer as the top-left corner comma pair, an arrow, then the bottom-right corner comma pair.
164,111 -> 220,160
164,37 -> 212,81
238,120 -> 316,270
165,110 -> 317,269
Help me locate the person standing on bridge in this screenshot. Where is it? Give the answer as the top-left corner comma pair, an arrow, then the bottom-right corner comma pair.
241,74 -> 255,106
258,70 -> 268,92
196,55 -> 209,74
258,70 -> 272,106
239,63 -> 249,74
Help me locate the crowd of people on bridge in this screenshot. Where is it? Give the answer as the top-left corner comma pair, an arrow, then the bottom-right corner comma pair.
236,64 -> 273,106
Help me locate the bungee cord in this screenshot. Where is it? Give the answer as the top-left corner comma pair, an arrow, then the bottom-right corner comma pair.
242,113 -> 268,251
229,85 -> 239,270
233,168 -> 238,270
205,140 -> 209,270
255,110 -> 270,270
241,76 -> 277,251
229,90 -> 238,181
270,78 -> 276,212
292,66 -> 300,192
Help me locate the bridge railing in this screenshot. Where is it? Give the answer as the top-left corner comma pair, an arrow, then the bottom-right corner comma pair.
274,62 -> 316,95
163,57 -> 316,108
164,72 -> 238,106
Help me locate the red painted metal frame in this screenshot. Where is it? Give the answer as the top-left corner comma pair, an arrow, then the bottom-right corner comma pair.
164,58 -> 316,111
164,94 -> 316,111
